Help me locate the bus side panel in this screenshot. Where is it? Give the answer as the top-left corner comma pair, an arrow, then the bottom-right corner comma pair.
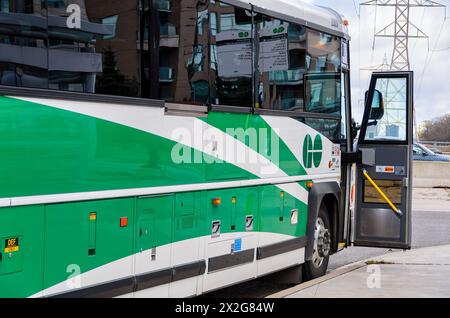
134,195 -> 173,298
203,187 -> 258,292
43,198 -> 135,297
0,205 -> 45,298
257,184 -> 308,276
169,192 -> 202,298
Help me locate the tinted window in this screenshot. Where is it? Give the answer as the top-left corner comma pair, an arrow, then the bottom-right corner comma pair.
209,1 -> 253,107
0,0 -> 212,102
86,0 -> 210,103
306,29 -> 341,73
305,73 -> 341,115
257,18 -> 306,111
0,0 -> 48,89
304,118 -> 340,142
0,0 -> 347,118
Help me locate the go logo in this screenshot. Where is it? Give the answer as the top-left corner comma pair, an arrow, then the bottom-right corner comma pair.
303,134 -> 323,168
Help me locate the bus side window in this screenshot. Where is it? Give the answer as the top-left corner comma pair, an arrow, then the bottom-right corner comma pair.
256,17 -> 306,111
0,1 -> 48,89
0,0 -> 215,103
209,1 -> 253,108
303,118 -> 341,142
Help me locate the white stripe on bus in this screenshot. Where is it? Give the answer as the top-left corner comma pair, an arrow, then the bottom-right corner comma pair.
1,173 -> 340,208
7,97 -> 319,204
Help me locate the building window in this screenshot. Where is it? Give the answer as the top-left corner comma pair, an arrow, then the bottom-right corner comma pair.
210,11 -> 217,36
47,0 -> 66,9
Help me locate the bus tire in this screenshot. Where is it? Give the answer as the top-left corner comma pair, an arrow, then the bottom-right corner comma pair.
303,203 -> 331,281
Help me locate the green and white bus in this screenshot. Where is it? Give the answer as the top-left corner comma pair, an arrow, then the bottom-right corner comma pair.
0,0 -> 413,298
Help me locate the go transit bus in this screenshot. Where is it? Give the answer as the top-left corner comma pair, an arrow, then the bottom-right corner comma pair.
0,0 -> 413,298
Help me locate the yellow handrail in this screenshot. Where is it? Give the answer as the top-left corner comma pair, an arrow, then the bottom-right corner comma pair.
363,169 -> 403,216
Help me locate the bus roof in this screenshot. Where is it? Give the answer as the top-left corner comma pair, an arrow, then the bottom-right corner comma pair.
227,0 -> 350,39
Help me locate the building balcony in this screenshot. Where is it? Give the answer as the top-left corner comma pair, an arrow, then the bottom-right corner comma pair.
153,0 -> 171,12
137,22 -> 179,49
160,23 -> 176,36
159,67 -> 175,82
0,43 -> 102,73
269,69 -> 305,85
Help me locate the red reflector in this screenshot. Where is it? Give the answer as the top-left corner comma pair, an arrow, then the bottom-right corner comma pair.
120,217 -> 128,227
212,198 -> 221,206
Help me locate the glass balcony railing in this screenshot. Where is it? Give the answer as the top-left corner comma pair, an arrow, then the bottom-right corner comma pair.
159,67 -> 175,82
153,0 -> 171,12
269,69 -> 304,84
160,23 -> 177,36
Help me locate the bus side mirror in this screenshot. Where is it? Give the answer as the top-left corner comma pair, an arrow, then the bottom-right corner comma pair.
365,89 -> 385,120
351,118 -> 360,141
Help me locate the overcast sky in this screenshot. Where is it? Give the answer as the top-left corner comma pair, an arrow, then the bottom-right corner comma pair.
304,0 -> 449,124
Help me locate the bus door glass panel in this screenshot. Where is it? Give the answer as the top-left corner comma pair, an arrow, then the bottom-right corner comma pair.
353,72 -> 413,249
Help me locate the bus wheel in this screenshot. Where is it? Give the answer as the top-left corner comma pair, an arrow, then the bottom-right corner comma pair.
303,204 -> 331,281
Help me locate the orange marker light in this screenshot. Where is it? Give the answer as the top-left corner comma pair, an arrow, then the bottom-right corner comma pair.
306,181 -> 314,189
280,191 -> 285,198
231,197 -> 237,204
343,19 -> 349,27
120,217 -> 128,227
212,198 -> 222,206
89,212 -> 97,221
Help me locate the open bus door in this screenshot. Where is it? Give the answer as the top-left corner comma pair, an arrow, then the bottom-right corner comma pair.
351,72 -> 413,249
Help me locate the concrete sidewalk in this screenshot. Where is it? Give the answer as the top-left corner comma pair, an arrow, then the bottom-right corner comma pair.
269,245 -> 450,298
412,188 -> 450,212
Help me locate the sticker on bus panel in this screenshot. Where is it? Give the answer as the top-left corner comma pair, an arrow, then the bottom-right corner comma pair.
290,209 -> 298,225
211,221 -> 221,238
376,166 -> 395,174
245,215 -> 254,231
234,239 -> 242,253
4,237 -> 19,253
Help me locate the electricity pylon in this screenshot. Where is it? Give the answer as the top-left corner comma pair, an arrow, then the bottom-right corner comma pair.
361,0 -> 446,71
360,0 -> 446,140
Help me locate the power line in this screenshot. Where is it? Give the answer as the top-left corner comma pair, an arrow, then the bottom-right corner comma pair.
353,0 -> 360,18
360,0 -> 446,141
418,18 -> 446,94
410,7 -> 427,61
430,45 -> 450,51
361,0 -> 446,71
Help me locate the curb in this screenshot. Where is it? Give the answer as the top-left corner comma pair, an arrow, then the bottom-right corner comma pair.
266,262 -> 367,298
267,244 -> 450,298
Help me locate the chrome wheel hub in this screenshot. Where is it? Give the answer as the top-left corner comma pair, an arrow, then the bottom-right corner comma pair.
312,217 -> 331,269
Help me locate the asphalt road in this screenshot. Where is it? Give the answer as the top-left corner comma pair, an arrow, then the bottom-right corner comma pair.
204,191 -> 450,298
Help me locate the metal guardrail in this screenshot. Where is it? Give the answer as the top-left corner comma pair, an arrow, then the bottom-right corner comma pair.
419,141 -> 450,154
419,141 -> 450,146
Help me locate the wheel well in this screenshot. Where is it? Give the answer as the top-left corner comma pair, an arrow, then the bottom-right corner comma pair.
321,194 -> 339,254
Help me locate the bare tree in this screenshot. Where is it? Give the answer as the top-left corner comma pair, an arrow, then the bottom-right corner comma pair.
419,114 -> 450,142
